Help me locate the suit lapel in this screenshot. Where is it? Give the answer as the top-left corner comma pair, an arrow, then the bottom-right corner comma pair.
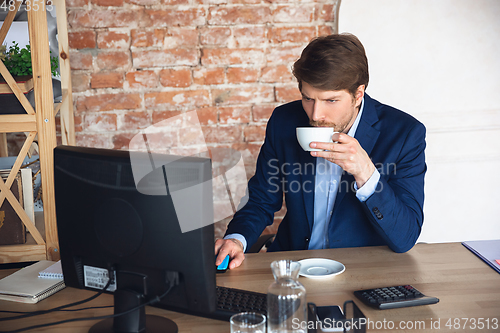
299,150 -> 316,232
333,94 -> 380,213
355,95 -> 380,157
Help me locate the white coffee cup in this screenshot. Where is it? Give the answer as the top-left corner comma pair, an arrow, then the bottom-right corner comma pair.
296,127 -> 336,151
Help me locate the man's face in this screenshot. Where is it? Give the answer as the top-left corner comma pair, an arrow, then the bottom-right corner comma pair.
301,81 -> 365,133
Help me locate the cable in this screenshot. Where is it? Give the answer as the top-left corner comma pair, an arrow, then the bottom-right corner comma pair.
0,271 -> 113,322
0,283 -> 173,333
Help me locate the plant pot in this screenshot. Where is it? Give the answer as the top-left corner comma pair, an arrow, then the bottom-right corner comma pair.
0,75 -> 34,115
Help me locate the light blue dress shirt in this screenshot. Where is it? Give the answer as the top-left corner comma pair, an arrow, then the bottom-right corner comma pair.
308,98 -> 380,249
227,98 -> 381,251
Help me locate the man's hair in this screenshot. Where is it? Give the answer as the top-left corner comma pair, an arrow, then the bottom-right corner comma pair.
293,33 -> 369,97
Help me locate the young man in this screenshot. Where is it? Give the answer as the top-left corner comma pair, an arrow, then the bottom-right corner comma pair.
215,33 -> 426,269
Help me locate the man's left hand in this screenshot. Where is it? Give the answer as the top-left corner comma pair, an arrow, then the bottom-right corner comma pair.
310,132 -> 376,188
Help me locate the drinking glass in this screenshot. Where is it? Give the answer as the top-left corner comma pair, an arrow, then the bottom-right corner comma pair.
230,312 -> 266,333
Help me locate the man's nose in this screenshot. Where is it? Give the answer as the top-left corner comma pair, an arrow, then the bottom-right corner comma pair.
311,101 -> 325,121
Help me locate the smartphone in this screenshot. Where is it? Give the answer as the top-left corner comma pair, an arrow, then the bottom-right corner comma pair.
216,255 -> 230,273
316,305 -> 346,332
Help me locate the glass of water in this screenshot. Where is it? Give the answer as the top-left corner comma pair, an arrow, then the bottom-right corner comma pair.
230,312 -> 266,333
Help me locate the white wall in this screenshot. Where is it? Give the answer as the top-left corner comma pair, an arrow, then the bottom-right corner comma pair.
339,0 -> 500,243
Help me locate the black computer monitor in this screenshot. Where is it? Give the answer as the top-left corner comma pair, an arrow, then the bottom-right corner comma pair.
54,145 -> 217,333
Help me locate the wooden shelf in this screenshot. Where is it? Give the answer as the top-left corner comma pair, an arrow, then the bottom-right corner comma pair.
0,76 -> 33,94
0,115 -> 37,132
0,0 -> 74,264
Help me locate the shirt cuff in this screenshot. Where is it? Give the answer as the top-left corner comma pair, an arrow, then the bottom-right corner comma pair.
224,233 -> 247,252
354,169 -> 380,202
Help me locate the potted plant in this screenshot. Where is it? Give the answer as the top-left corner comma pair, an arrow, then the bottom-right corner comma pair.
0,42 -> 59,114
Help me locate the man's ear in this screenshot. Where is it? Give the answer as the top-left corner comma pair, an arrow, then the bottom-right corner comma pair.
355,85 -> 365,106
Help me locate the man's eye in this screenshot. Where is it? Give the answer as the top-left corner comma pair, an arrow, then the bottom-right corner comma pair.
327,99 -> 336,103
303,97 -> 313,101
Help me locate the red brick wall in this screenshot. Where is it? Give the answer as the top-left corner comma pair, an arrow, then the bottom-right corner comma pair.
67,0 -> 339,239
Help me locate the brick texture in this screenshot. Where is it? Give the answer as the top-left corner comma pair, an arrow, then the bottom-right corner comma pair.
68,0 -> 339,239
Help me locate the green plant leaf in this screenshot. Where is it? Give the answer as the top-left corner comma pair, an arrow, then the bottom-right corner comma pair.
3,42 -> 59,77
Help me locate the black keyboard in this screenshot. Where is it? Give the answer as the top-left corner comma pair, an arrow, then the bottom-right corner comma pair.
154,286 -> 267,321
354,285 -> 439,310
212,286 -> 267,320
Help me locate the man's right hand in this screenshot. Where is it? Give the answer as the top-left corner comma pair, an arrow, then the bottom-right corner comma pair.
215,238 -> 245,270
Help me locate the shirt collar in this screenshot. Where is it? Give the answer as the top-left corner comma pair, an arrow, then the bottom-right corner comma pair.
346,97 -> 365,137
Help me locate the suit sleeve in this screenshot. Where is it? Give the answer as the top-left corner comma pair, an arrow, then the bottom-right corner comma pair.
360,122 -> 426,253
224,111 -> 284,251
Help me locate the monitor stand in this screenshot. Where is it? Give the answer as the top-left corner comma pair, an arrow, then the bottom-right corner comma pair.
89,289 -> 178,333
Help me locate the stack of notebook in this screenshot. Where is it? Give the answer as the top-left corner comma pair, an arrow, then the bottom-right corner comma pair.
0,260 -> 65,304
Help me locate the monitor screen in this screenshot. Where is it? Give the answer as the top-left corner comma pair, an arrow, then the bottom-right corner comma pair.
54,145 -> 216,332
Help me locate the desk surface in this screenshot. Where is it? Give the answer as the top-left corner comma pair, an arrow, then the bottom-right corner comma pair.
1,242 -> 499,332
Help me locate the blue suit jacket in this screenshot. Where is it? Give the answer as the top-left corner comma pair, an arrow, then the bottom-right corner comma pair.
226,94 -> 426,253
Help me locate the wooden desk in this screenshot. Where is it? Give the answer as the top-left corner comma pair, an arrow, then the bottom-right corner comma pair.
1,243 -> 499,332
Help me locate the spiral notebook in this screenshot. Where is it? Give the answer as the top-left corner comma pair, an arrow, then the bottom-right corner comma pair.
0,260 -> 65,304
38,260 -> 63,279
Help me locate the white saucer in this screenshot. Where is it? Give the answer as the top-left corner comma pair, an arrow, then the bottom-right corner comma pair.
298,258 -> 345,278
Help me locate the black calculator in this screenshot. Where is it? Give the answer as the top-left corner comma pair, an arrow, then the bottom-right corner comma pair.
354,285 -> 439,310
